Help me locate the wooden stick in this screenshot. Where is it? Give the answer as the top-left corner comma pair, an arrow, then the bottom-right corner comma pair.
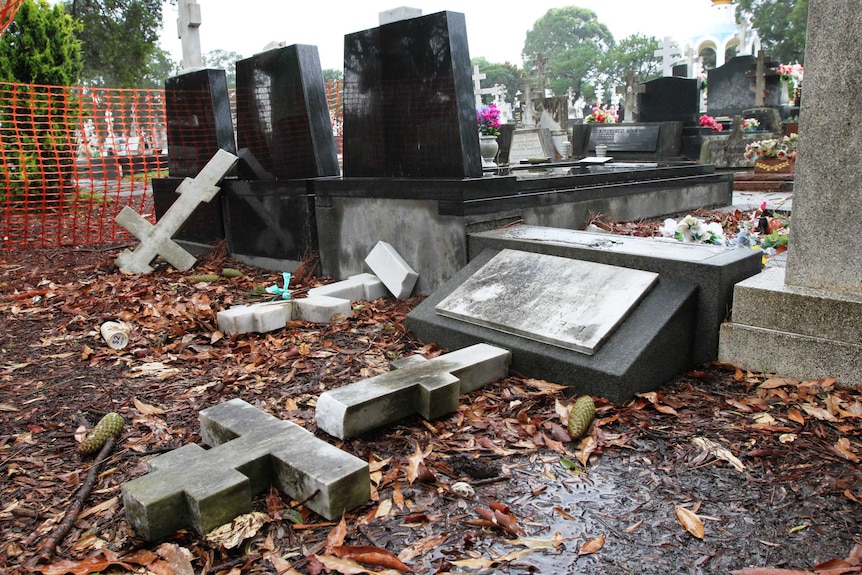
27,437 -> 116,567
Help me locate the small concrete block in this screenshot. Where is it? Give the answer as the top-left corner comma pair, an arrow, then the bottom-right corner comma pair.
308,279 -> 367,301
315,343 -> 511,439
217,301 -> 293,335
122,399 -> 369,541
294,295 -> 353,323
364,241 -> 418,299
307,274 -> 388,302
350,273 -> 388,301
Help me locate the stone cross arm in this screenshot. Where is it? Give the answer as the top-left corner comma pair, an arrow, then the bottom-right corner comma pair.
122,399 -> 369,541
115,149 -> 238,274
315,343 -> 511,439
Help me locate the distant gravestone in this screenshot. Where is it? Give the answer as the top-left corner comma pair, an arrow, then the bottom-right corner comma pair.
122,399 -> 370,541
508,128 -> 556,163
637,77 -> 700,125
235,44 -> 339,180
707,55 -> 782,118
571,123 -> 683,159
588,124 -> 661,152
164,68 -> 237,178
341,11 -> 481,178
436,250 -> 658,355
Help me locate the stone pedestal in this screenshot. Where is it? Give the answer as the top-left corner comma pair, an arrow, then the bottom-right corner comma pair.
719,0 -> 862,387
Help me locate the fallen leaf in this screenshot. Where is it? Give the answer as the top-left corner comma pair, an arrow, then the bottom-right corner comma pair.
205,512 -> 269,549
759,377 -> 799,389
691,437 -> 745,472
787,408 -> 805,425
730,569 -> 815,575
576,435 -> 597,467
133,397 -> 166,415
405,443 -> 434,484
511,532 -> 567,550
30,550 -> 133,575
397,535 -> 448,562
801,403 -> 839,422
155,543 -> 195,575
834,438 -> 861,463
313,554 -> 403,575
325,515 -> 348,554
578,534 -> 606,556
332,546 -> 412,572
675,506 -> 705,539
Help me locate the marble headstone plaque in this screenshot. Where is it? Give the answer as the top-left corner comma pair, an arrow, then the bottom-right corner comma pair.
587,125 -> 661,152
508,128 -> 555,163
435,249 -> 658,355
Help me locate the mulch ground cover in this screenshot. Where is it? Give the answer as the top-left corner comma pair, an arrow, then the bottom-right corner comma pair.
1,228 -> 859,575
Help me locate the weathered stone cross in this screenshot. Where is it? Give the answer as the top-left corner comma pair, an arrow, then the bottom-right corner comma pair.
114,149 -> 238,274
122,398 -> 370,541
615,71 -> 646,123
315,343 -> 511,439
653,36 -> 681,77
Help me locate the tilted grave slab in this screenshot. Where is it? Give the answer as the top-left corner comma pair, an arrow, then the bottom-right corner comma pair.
115,149 -> 238,273
122,399 -> 369,541
407,248 -> 699,403
316,343 -> 511,439
435,250 -> 658,355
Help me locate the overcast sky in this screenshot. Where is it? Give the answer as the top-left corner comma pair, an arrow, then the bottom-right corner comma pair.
160,1 -> 718,70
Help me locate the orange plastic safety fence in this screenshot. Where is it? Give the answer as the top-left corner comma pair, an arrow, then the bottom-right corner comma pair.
0,0 -> 23,38
0,80 -> 345,251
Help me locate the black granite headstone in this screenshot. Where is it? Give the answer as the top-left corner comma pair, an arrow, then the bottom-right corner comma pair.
570,122 -> 683,159
341,11 -> 482,178
235,45 -> 339,180
706,55 -> 782,118
165,69 -> 237,178
221,180 -> 318,266
638,77 -> 700,125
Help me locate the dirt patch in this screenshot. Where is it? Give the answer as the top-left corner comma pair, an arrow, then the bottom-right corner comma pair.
1,243 -> 859,574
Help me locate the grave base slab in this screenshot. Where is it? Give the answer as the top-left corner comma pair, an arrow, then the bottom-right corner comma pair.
406,249 -> 698,403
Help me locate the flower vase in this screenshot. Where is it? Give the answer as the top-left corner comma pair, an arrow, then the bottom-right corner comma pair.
479,135 -> 498,168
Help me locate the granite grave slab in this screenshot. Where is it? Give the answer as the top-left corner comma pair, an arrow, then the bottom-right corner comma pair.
165,68 -> 237,178
122,399 -> 369,541
235,44 -> 339,179
341,11 -> 481,178
407,248 -> 697,403
464,225 -> 762,364
316,343 -> 510,439
435,249 -> 658,355
570,122 -> 683,159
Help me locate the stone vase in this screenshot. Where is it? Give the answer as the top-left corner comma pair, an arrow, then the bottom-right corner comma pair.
479,135 -> 499,167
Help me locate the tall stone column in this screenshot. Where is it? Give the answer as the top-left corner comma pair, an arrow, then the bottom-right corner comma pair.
718,0 -> 862,386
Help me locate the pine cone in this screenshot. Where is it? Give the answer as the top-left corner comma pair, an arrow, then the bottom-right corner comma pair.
77,412 -> 124,456
186,274 -> 220,283
567,396 -> 596,439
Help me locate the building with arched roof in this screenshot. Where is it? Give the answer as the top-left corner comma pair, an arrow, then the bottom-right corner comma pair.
688,0 -> 760,71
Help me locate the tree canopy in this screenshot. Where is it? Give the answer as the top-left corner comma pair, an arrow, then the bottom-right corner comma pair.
471,57 -> 524,106
601,34 -> 661,88
522,6 -> 613,99
0,0 -> 82,85
737,0 -> 808,64
63,0 -> 163,87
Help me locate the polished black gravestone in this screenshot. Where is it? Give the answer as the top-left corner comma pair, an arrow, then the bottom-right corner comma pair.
707,55 -> 782,118
221,179 -> 319,270
165,69 -> 237,178
235,45 -> 339,180
637,77 -> 700,125
570,123 -> 682,159
341,10 -> 481,178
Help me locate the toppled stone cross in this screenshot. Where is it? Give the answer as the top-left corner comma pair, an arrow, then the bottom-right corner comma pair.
122,398 -> 369,541
316,343 -> 511,439
115,149 -> 238,273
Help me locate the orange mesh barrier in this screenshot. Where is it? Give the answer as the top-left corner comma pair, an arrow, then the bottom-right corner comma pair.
0,0 -> 23,37
0,80 -> 345,250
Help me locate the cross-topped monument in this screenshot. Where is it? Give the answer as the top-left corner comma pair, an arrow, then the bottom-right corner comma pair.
123,399 -> 370,540
115,149 -> 238,273
176,0 -> 203,69
750,49 -> 769,106
615,71 -> 646,122
654,36 -> 682,77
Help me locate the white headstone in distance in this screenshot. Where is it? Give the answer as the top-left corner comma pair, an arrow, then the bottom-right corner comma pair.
435,249 -> 659,355
379,6 -> 422,25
